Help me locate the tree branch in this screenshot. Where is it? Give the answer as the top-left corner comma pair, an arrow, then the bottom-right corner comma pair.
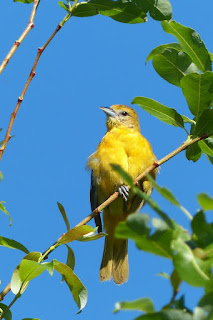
0,282 -> 11,302
0,10 -> 73,161
0,0 -> 40,75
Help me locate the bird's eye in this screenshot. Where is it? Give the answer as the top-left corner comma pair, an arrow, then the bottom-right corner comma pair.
121,111 -> 128,116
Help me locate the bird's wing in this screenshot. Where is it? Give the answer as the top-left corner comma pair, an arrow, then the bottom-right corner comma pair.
90,171 -> 103,233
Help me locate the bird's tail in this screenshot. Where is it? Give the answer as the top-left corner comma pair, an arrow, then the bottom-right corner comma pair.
99,224 -> 129,285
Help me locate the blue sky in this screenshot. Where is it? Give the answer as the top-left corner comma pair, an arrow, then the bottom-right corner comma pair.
0,0 -> 212,319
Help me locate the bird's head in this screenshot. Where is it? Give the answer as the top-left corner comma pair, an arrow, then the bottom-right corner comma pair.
100,104 -> 140,131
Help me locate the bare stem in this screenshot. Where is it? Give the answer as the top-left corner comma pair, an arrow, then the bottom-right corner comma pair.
0,0 -> 40,74
0,293 -> 20,320
0,9 -> 74,161
0,283 -> 11,301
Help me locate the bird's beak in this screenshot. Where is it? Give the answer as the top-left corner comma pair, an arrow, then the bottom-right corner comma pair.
99,106 -> 117,118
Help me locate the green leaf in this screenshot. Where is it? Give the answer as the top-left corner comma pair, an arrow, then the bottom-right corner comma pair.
53,260 -> 87,312
114,298 -> 155,313
135,309 -> 192,320
193,109 -> 213,137
19,260 -> 46,282
72,0 -> 147,23
198,137 -> 213,158
57,225 -> 95,245
172,238 -> 210,287
134,187 -> 174,229
58,1 -> 70,11
77,232 -> 106,241
197,193 -> 213,211
71,2 -> 98,17
11,252 -> 47,295
11,252 -> 42,294
0,236 -> 29,254
111,164 -> 134,187
161,20 -> 212,72
62,245 -> 76,283
0,303 -> 12,320
22,318 -> 40,320
11,266 -> 29,295
181,115 -> 195,124
146,174 -> 193,220
143,0 -> 172,21
180,72 -> 213,118
57,202 -> 70,231
132,97 -> 184,128
11,267 -> 22,295
171,270 -> 181,295
23,251 -> 42,262
152,49 -> 199,87
205,154 -> 213,165
0,171 -> 3,181
172,295 -> 186,311
146,43 -> 182,63
198,292 -> 213,315
0,201 -> 13,226
157,272 -> 170,279
193,307 -> 207,320
42,261 -> 54,277
146,174 -> 179,206
115,213 -> 174,258
186,142 -> 202,162
65,245 -> 75,270
14,0 -> 33,3
191,210 -> 213,248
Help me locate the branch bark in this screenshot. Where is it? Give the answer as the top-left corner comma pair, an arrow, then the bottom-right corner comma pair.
0,0 -> 40,74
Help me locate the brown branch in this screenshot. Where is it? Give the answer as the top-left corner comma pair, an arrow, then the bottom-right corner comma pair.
0,14 -> 70,161
0,282 -> 11,301
0,0 -> 40,74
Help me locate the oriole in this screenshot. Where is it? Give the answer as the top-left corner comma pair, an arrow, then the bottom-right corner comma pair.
87,105 -> 157,285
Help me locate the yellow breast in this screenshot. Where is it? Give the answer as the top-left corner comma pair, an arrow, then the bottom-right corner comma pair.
87,126 -> 156,197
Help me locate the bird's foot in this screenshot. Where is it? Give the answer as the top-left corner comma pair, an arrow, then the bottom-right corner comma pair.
118,185 -> 129,202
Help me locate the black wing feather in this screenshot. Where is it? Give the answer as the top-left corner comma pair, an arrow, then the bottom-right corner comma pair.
90,171 -> 102,233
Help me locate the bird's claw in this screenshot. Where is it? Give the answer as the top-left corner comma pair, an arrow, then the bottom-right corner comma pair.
118,185 -> 129,202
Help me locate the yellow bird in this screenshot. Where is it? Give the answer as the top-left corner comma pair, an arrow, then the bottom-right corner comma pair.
87,105 -> 157,284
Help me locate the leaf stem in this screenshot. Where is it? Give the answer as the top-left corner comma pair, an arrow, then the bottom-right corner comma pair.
0,0 -> 40,74
180,205 -> 193,220
0,293 -> 20,320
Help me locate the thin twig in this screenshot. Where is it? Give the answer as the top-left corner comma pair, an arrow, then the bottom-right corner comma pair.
0,293 -> 20,320
0,0 -> 40,74
0,283 -> 11,301
0,10 -> 73,161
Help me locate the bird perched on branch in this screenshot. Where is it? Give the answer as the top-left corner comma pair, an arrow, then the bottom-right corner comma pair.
87,105 -> 157,285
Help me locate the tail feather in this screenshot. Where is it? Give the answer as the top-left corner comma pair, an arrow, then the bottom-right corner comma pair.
112,238 -> 128,285
99,235 -> 113,282
99,233 -> 128,284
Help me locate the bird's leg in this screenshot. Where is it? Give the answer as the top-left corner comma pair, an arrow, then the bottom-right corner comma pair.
118,185 -> 129,202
